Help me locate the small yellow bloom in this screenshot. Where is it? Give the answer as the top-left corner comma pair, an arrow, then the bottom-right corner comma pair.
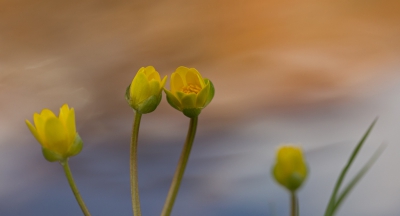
272,145 -> 308,192
126,66 -> 167,114
164,66 -> 215,118
25,104 -> 83,162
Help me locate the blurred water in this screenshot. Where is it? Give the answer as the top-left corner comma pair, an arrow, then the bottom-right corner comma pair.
1,0 -> 400,215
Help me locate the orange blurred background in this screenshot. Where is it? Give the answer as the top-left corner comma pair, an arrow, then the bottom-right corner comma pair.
1,0 -> 400,215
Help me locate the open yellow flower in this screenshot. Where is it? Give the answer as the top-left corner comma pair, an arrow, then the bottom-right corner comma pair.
272,145 -> 308,192
164,66 -> 215,118
25,104 -> 83,162
126,66 -> 167,114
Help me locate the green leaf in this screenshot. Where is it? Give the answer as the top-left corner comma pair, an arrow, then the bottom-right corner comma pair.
164,89 -> 182,111
324,118 -> 378,216
181,93 -> 197,109
42,147 -> 63,162
125,84 -> 132,106
182,108 -> 202,118
331,143 -> 386,215
204,79 -> 215,107
67,133 -> 83,157
137,95 -> 162,114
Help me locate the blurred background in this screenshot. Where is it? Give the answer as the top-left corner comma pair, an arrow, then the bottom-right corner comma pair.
1,0 -> 400,215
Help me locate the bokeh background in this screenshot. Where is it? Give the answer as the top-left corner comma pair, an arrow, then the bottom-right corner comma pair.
1,0 -> 400,215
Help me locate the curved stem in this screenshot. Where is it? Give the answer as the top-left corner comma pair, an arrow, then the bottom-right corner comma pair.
130,112 -> 142,216
161,117 -> 198,216
291,191 -> 298,216
61,160 -> 91,216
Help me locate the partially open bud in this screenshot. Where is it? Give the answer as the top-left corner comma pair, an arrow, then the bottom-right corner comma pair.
126,66 -> 167,114
272,145 -> 308,192
164,66 -> 215,118
25,104 -> 83,162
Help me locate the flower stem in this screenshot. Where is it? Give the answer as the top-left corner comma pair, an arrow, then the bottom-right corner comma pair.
161,117 -> 198,216
290,191 -> 298,216
61,160 -> 91,216
130,112 -> 142,216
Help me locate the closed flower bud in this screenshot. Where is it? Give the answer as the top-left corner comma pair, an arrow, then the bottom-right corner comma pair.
126,66 -> 167,114
25,104 -> 83,162
164,66 -> 215,118
272,145 -> 308,192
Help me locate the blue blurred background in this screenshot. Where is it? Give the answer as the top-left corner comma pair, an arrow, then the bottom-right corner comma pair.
1,0 -> 400,215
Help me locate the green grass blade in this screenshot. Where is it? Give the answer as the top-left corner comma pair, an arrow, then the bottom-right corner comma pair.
331,144 -> 386,215
324,118 -> 378,216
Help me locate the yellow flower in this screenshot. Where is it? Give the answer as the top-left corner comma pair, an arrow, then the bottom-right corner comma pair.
126,66 -> 167,114
164,66 -> 215,118
272,145 -> 308,192
25,104 -> 83,162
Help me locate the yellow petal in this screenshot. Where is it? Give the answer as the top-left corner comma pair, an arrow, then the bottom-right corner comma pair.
171,72 -> 184,93
56,104 -> 76,145
197,74 -> 206,87
40,109 -> 57,120
147,72 -> 160,81
25,119 -> 42,146
33,112 -> 48,147
191,68 -> 206,86
196,82 -> 210,107
130,71 -> 151,104
65,108 -> 77,145
149,80 -> 161,96
143,66 -> 156,74
277,147 -> 303,164
59,104 -> 70,124
175,66 -> 189,77
185,69 -> 201,87
137,67 -> 145,74
44,117 -> 69,156
145,66 -> 161,81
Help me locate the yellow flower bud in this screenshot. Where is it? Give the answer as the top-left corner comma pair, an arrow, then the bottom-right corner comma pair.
164,66 -> 215,118
272,145 -> 308,192
25,104 -> 83,162
126,66 -> 167,114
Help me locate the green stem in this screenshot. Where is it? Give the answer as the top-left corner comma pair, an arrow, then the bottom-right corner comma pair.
130,112 -> 142,216
61,160 -> 91,216
290,191 -> 298,216
161,117 -> 198,216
